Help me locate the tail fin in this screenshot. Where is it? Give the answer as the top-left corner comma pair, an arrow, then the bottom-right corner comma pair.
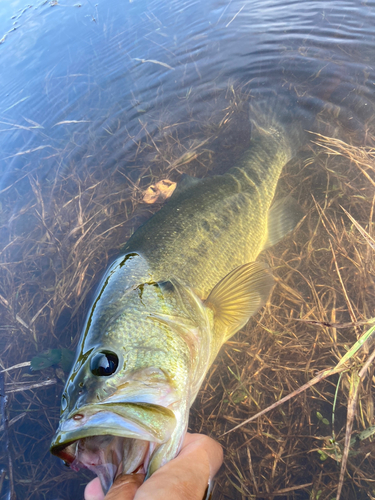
226,93 -> 310,195
248,92 -> 309,160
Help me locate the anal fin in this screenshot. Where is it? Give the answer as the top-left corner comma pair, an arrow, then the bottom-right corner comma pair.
205,262 -> 274,341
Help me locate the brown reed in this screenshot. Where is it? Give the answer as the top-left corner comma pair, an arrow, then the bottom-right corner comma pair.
1,84 -> 375,500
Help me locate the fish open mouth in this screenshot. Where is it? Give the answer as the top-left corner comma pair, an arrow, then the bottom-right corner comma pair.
50,403 -> 176,494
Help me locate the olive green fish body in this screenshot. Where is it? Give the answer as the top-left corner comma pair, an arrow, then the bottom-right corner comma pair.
51,118 -> 301,493
123,127 -> 291,297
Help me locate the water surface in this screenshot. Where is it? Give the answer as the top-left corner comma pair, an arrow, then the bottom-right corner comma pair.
1,0 -> 375,498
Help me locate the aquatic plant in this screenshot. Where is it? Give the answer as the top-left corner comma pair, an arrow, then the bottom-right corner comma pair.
1,83 -> 375,500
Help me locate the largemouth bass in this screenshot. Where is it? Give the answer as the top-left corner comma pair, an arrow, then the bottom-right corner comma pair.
50,110 -> 303,494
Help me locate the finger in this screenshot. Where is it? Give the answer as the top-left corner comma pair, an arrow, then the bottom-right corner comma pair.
84,434 -> 222,500
104,474 -> 145,500
134,434 -> 223,500
180,433 -> 223,481
84,474 -> 145,500
84,477 -> 105,500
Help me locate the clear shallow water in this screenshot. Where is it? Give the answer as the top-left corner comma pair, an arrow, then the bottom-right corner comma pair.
2,0 -> 375,196
1,0 -> 375,499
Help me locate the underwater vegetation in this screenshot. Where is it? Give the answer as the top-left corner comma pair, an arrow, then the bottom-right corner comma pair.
1,85 -> 375,500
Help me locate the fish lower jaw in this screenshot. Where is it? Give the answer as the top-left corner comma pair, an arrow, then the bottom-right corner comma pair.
69,435 -> 156,494
50,403 -> 177,493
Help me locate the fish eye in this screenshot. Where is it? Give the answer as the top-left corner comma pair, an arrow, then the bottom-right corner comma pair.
90,351 -> 119,377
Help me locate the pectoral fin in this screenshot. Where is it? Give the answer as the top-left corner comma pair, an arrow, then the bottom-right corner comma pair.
263,197 -> 304,249
205,262 -> 274,341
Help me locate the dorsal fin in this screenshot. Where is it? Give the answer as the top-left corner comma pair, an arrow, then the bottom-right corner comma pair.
263,197 -> 304,250
169,174 -> 201,201
205,262 -> 274,341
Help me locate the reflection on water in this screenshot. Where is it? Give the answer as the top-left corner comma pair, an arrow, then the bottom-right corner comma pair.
1,0 -> 375,498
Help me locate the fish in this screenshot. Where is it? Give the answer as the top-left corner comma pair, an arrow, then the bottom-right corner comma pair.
50,106 -> 304,495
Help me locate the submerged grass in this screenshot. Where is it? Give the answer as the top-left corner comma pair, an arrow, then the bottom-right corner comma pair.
191,123 -> 375,500
1,84 -> 375,500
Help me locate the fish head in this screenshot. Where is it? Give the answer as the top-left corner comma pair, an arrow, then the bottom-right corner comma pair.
50,253 -> 215,493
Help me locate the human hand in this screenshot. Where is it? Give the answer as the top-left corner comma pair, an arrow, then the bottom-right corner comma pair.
84,433 -> 223,500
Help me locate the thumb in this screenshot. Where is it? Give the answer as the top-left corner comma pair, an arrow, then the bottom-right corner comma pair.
105,474 -> 145,500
